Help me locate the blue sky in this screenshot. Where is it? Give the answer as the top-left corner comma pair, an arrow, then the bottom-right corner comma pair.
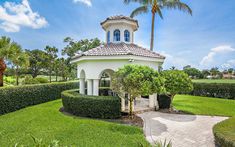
0,0 -> 235,70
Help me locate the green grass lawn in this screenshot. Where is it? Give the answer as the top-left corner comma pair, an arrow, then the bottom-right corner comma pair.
192,79 -> 235,83
173,95 -> 235,117
3,75 -> 65,87
0,100 -> 149,147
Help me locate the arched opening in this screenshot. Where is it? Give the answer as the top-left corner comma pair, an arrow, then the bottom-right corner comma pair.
124,30 -> 130,42
80,70 -> 86,79
113,29 -> 120,42
99,69 -> 115,96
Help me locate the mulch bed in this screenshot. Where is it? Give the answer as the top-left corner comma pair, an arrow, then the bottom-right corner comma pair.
59,107 -> 143,127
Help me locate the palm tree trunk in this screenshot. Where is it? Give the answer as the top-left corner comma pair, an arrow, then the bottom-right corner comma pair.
16,66 -> 19,86
55,72 -> 58,82
0,58 -> 6,87
49,69 -> 52,83
150,12 -> 155,51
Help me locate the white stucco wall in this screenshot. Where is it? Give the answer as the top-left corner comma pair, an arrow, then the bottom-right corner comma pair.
76,55 -> 163,80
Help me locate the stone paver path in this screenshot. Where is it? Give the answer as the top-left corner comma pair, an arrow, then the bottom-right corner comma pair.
138,112 -> 228,147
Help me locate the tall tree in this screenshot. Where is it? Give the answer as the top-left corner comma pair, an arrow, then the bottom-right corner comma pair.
228,68 -> 234,75
210,67 -> 220,76
124,0 -> 192,51
10,43 -> 29,85
26,49 -> 48,78
62,37 -> 102,81
63,37 -> 102,57
0,36 -> 15,87
44,46 -> 58,83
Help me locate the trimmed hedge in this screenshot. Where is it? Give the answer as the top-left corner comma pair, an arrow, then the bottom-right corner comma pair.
0,82 -> 79,115
213,117 -> 235,147
62,89 -> 121,119
191,83 -> 235,99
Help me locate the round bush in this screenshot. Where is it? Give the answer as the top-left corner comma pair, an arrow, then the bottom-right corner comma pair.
62,89 -> 121,119
35,77 -> 49,83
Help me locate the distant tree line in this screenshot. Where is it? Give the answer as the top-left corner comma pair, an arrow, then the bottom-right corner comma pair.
170,65 -> 235,79
0,36 -> 102,87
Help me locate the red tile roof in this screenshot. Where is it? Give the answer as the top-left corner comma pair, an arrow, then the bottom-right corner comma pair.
72,43 -> 165,59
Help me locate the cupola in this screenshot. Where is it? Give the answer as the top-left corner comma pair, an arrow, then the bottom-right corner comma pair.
101,15 -> 139,44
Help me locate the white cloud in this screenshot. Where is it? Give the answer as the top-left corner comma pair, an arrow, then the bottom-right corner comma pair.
0,0 -> 48,32
200,45 -> 235,66
160,51 -> 192,69
73,0 -> 92,7
221,59 -> 235,69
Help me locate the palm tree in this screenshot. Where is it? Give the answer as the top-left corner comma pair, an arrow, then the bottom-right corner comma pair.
124,0 -> 192,51
0,36 -> 13,87
10,43 -> 29,85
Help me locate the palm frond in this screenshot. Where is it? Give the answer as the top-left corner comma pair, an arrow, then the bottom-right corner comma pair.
130,5 -> 149,18
156,6 -> 164,19
163,1 -> 192,15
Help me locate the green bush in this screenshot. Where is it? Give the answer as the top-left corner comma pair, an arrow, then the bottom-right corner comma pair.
22,76 -> 40,85
22,76 -> 49,85
35,77 -> 49,83
0,82 -> 79,115
192,83 -> 235,99
213,117 -> 235,147
62,89 -> 121,119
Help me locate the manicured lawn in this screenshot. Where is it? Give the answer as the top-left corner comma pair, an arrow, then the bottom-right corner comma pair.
0,100 -> 149,146
192,79 -> 235,84
173,95 -> 235,117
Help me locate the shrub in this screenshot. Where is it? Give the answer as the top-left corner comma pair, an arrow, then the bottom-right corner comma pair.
22,76 -> 49,85
192,83 -> 235,99
213,117 -> 235,147
35,77 -> 49,83
112,65 -> 164,116
161,70 -> 193,109
62,89 -> 121,119
22,76 -> 40,85
0,81 -> 79,115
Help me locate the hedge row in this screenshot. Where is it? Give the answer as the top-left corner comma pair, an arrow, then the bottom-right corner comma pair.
213,117 -> 235,147
0,82 -> 79,115
62,89 -> 121,119
191,83 -> 235,99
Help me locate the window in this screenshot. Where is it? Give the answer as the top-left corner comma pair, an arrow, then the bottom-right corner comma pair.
107,31 -> 110,43
113,29 -> 120,42
124,30 -> 130,42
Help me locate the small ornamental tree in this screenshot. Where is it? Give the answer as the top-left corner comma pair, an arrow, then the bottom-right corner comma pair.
112,65 -> 165,117
161,70 -> 193,110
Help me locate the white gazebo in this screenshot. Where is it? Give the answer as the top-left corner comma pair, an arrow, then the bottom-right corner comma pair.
71,15 -> 165,112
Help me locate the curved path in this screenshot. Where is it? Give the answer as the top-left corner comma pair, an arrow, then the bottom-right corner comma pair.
138,112 -> 228,147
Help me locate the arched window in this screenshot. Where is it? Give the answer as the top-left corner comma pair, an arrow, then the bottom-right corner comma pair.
113,29 -> 120,42
124,30 -> 130,42
107,31 -> 110,43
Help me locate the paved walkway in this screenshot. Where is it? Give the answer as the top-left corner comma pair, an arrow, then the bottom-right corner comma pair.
138,112 -> 228,147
